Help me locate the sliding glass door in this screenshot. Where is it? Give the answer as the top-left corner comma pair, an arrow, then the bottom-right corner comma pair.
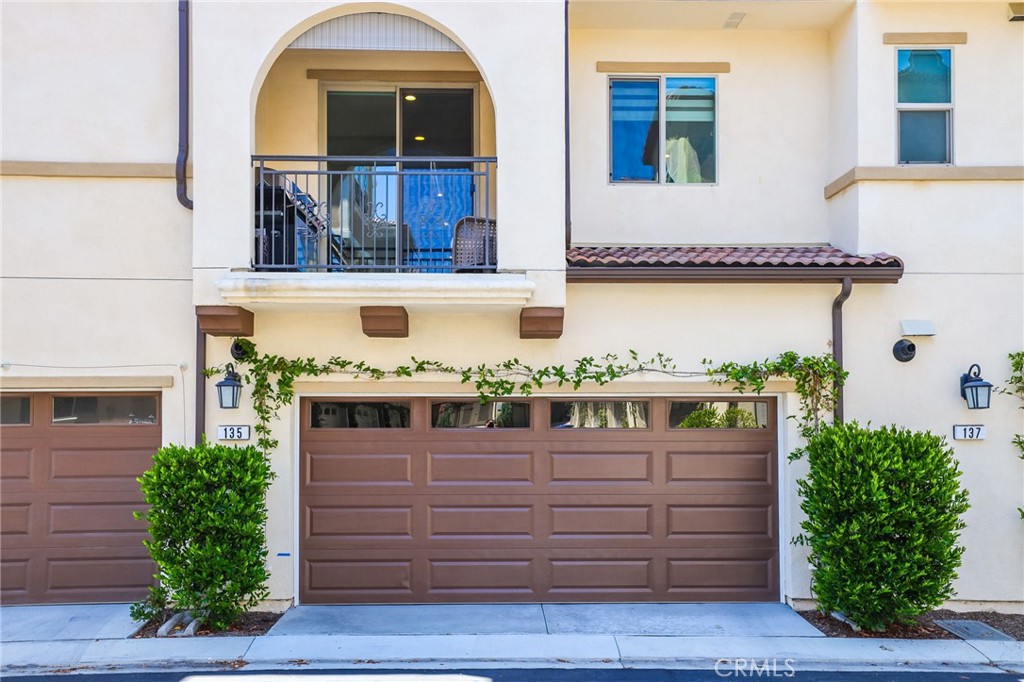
325,87 -> 474,271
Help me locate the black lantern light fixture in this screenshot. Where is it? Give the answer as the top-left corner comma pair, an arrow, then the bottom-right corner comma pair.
959,364 -> 993,410
216,363 -> 243,409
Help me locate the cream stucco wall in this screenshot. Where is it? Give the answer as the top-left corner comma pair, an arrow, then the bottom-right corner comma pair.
570,29 -> 832,246
206,283 -> 840,601
2,0 -> 1021,610
0,0 -> 196,443
192,0 -> 566,308
841,272 -> 1023,605
857,181 -> 1023,272
827,6 -> 860,179
0,1 -> 179,163
855,2 -> 1024,168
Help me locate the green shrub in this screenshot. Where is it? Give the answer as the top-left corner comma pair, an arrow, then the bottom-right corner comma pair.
679,405 -> 759,429
722,406 -> 758,428
131,439 -> 274,630
798,422 -> 969,631
679,406 -> 722,428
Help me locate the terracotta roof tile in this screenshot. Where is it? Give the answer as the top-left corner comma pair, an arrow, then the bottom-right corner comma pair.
566,245 -> 903,269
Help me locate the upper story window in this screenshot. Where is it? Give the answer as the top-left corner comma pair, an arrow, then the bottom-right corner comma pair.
897,49 -> 952,164
609,77 -> 717,184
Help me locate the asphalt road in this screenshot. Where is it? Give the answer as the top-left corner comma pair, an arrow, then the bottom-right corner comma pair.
6,670 -> 1020,682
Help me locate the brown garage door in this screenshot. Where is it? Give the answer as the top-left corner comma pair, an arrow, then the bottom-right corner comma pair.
300,397 -> 778,603
1,393 -> 159,604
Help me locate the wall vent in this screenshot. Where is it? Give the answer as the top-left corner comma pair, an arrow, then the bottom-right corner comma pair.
290,13 -> 462,52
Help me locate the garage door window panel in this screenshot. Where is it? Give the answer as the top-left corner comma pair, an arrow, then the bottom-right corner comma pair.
1,396 -> 31,425
670,400 -> 769,429
52,395 -> 158,425
431,400 -> 530,429
312,401 -> 411,429
550,401 -> 650,429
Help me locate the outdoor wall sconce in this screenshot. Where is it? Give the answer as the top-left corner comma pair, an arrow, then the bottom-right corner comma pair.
216,363 -> 243,409
959,364 -> 993,410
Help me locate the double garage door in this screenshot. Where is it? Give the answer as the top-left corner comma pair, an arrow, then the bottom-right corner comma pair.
1,393 -> 779,605
300,396 -> 779,603
0,393 -> 159,604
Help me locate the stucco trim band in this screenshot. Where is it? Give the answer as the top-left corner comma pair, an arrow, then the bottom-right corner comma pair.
307,70 -> 480,82
0,161 -> 191,179
596,62 -> 731,74
216,272 -> 536,308
566,266 -> 902,284
824,165 -> 1024,200
0,375 -> 175,389
882,32 -> 968,45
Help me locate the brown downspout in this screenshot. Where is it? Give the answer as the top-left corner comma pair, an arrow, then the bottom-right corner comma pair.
563,0 -> 572,249
194,321 -> 206,445
832,277 -> 853,422
178,0 -> 202,442
176,0 -> 193,210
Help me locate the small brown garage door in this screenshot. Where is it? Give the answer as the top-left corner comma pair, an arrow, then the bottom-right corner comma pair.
300,397 -> 778,603
1,393 -> 159,604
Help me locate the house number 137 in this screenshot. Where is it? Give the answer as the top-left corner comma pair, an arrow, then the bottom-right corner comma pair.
952,425 -> 986,440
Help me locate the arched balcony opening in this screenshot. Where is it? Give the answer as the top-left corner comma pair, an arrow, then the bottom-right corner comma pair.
253,12 -> 498,274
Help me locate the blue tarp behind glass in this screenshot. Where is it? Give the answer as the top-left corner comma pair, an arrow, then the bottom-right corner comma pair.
610,80 -> 659,182
402,169 -> 473,271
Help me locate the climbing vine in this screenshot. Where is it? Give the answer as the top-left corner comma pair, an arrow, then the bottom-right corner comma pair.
207,340 -> 844,457
702,351 -> 847,456
1002,351 -> 1024,519
1004,351 -> 1024,458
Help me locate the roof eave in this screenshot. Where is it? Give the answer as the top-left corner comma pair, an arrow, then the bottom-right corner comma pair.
565,265 -> 905,284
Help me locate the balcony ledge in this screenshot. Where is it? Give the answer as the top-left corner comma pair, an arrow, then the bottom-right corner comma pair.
216,272 -> 536,310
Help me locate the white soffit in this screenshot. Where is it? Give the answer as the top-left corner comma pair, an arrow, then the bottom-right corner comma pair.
290,13 -> 462,52
570,1 -> 854,31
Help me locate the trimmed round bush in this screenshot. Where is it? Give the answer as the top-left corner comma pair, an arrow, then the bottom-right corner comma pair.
798,422 -> 969,631
131,439 -> 273,630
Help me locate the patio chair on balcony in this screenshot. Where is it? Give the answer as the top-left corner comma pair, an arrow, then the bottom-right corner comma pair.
451,216 -> 497,273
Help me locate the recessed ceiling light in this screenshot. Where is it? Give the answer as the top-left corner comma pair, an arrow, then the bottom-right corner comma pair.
723,12 -> 745,29
414,135 -> 426,141
404,94 -> 417,101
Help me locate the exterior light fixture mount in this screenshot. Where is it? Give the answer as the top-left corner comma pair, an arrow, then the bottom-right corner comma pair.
216,363 -> 243,409
959,363 -> 993,410
893,339 -> 916,362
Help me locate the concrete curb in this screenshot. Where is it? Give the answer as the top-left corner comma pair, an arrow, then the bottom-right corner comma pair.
2,634 -> 1020,676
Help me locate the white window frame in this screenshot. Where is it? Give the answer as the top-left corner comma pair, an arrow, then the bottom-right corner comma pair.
895,47 -> 954,165
607,75 -> 719,185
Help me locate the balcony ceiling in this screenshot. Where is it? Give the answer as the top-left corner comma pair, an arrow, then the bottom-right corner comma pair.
570,0 -> 855,31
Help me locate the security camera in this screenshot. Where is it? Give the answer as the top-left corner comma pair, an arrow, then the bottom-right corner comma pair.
230,339 -> 250,361
893,339 -> 916,362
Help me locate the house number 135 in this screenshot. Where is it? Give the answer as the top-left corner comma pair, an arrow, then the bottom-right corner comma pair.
217,425 -> 251,441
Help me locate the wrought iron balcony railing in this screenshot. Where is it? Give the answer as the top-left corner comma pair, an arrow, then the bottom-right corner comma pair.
252,156 -> 496,273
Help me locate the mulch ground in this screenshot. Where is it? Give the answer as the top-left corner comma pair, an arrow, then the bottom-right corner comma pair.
799,609 -> 1024,640
132,611 -> 283,638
